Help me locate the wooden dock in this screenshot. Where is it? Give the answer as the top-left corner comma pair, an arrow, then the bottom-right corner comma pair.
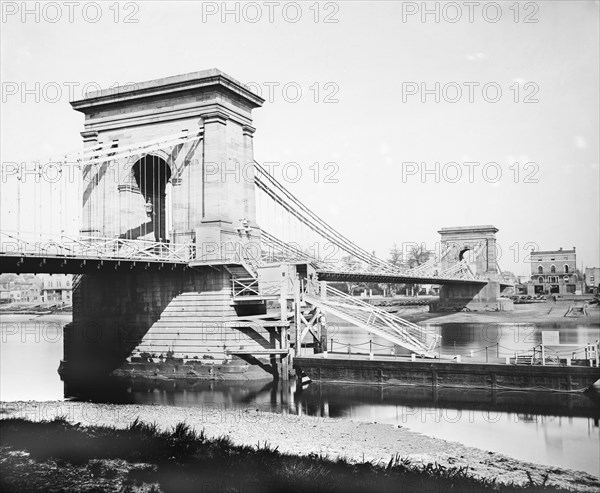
293,354 -> 600,392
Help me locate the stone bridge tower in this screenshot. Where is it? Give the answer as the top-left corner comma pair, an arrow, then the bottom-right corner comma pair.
71,69 -> 264,257
61,71 -> 292,386
439,225 -> 500,279
437,225 -> 513,311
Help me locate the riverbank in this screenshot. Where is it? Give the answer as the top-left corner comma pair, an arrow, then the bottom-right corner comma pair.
0,302 -> 71,315
1,401 -> 599,492
408,300 -> 600,325
0,312 -> 72,323
1,300 -> 598,326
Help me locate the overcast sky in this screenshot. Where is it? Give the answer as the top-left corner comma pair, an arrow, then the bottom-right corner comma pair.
1,1 -> 598,275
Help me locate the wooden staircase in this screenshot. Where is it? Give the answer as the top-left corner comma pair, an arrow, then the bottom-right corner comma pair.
303,285 -> 440,357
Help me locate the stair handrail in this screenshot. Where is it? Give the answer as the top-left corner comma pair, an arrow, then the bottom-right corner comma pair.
304,283 -> 439,352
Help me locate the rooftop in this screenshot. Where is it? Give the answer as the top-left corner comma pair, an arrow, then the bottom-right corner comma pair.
71,68 -> 265,112
531,248 -> 576,255
438,225 -> 498,234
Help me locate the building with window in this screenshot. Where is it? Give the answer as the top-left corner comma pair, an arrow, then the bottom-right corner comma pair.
0,287 -> 21,303
0,274 -> 43,303
38,274 -> 73,303
584,267 -> 600,294
529,247 -> 582,295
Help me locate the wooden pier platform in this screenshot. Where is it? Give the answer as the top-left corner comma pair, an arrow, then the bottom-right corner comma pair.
293,354 -> 600,392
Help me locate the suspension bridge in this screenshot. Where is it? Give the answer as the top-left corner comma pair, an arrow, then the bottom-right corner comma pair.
0,69 -> 514,383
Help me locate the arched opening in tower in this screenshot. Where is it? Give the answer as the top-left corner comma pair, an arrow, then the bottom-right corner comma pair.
132,155 -> 172,242
459,247 -> 478,276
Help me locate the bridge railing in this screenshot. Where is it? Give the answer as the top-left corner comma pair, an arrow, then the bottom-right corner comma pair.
259,229 -> 487,282
231,278 -> 283,298
232,277 -> 260,297
79,236 -> 193,262
303,279 -> 440,355
0,231 -> 193,263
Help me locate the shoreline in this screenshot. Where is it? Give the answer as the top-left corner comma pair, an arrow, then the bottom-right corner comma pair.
1,300 -> 598,326
1,400 -> 599,491
413,301 -> 600,325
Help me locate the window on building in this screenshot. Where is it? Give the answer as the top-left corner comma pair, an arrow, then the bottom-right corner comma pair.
550,257 -> 555,261
538,266 -> 544,274
538,258 -> 542,261
538,276 -> 544,283
550,265 -> 556,274
564,265 -> 569,273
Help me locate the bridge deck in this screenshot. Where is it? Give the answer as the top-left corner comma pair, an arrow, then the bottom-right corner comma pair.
0,254 -> 188,275
316,270 -> 488,286
0,253 -> 499,286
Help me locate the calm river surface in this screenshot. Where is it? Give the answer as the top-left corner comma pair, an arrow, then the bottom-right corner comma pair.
1,314 -> 599,476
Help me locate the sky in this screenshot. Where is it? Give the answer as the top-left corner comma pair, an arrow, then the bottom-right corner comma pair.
1,0 -> 599,276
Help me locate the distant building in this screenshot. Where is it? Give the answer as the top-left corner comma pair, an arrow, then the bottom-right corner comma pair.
20,283 -> 42,302
0,287 -> 18,303
514,275 -> 531,295
11,276 -> 42,302
529,247 -> 582,295
37,274 -> 73,303
585,267 -> 600,294
0,275 -> 41,303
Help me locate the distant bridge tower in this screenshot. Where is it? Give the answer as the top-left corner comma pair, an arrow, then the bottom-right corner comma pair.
436,225 -> 513,311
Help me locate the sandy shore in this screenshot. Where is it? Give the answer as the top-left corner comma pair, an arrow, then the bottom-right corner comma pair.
1,400 -> 599,492
413,301 -> 600,325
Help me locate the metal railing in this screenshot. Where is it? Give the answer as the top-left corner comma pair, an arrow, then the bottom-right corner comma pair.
1,231 -> 192,263
303,280 -> 440,356
259,229 -> 488,282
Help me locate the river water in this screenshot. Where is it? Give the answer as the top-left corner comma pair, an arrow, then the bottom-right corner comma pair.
1,314 -> 599,476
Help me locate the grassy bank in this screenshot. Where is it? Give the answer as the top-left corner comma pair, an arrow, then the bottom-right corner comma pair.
0,417 -> 579,493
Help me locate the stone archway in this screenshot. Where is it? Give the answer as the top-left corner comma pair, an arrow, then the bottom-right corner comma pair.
436,225 -> 512,311
439,225 -> 499,278
132,155 -> 172,242
458,247 -> 477,276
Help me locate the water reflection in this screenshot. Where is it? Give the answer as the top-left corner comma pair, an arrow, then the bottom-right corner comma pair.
434,323 -> 600,360
0,315 -> 64,401
1,315 -> 599,476
65,376 -> 600,476
327,321 -> 600,360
